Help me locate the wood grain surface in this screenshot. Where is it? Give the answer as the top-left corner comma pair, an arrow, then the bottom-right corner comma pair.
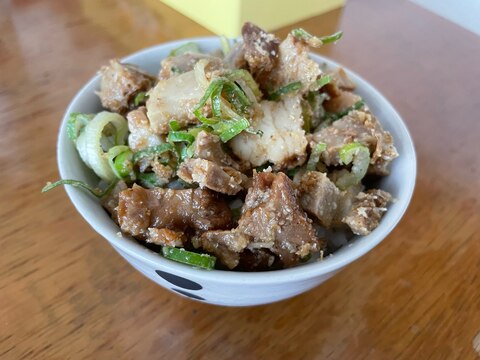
1,0 -> 479,359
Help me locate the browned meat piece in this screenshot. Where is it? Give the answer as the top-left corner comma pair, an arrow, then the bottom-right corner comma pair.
330,67 -> 356,91
237,249 -> 276,271
343,189 -> 391,235
159,53 -> 223,79
150,161 -> 175,186
193,131 -> 240,170
237,171 -> 321,266
117,185 -> 232,240
146,228 -> 186,247
177,158 -> 248,195
194,230 -> 251,269
323,91 -> 362,114
241,22 -> 280,83
97,60 -> 156,114
324,67 -> 356,97
311,110 -> 398,175
101,181 -> 128,221
295,171 -> 343,228
294,171 -> 364,229
126,107 -> 164,152
268,34 -> 322,93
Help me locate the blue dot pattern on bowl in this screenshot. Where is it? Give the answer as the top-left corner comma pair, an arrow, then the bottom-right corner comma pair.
155,270 -> 203,290
172,288 -> 205,301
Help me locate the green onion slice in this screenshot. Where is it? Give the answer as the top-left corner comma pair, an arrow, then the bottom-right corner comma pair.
222,81 -> 251,115
311,74 -> 332,91
268,81 -> 302,101
162,246 -> 216,270
169,42 -> 200,56
133,92 -> 148,107
323,99 -> 365,122
169,120 -> 182,131
75,112 -> 128,182
107,145 -> 133,180
306,142 -> 327,171
291,28 -> 343,47
211,118 -> 250,142
335,142 -> 370,190
132,143 -> 175,164
167,131 -> 195,145
136,172 -> 168,189
66,113 -> 94,143
225,69 -> 262,98
41,179 -> 117,198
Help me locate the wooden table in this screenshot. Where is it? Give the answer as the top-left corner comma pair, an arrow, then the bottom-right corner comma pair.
2,0 -> 479,358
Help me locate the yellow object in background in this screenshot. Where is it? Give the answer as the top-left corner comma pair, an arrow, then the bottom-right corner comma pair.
159,0 -> 345,37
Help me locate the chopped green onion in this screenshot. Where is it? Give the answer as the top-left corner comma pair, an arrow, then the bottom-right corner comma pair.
311,74 -> 332,91
41,179 -> 117,198
188,125 -> 211,137
169,120 -> 182,131
222,81 -> 251,115
66,113 -> 94,143
133,92 -> 148,107
220,35 -> 231,56
162,246 -> 216,270
323,99 -> 365,122
211,83 -> 224,117
336,142 -> 370,190
132,143 -> 175,163
193,78 -> 226,124
291,28 -> 343,47
136,172 -> 168,189
211,118 -> 251,142
286,167 -> 300,178
167,131 -> 195,145
169,42 -> 200,56
225,69 -> 262,98
107,145 -> 133,180
306,142 -> 327,171
75,112 -> 128,182
268,81 -> 302,101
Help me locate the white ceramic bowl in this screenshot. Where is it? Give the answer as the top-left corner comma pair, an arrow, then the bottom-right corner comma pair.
58,37 -> 416,306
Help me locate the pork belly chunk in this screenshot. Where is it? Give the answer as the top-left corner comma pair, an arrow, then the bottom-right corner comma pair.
237,172 -> 321,266
126,106 -> 163,152
159,52 -> 223,79
230,95 -> 308,169
97,60 -> 155,114
117,185 -> 232,240
146,70 -> 207,134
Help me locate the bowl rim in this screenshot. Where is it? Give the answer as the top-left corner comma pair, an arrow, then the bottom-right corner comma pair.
58,36 -> 417,285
